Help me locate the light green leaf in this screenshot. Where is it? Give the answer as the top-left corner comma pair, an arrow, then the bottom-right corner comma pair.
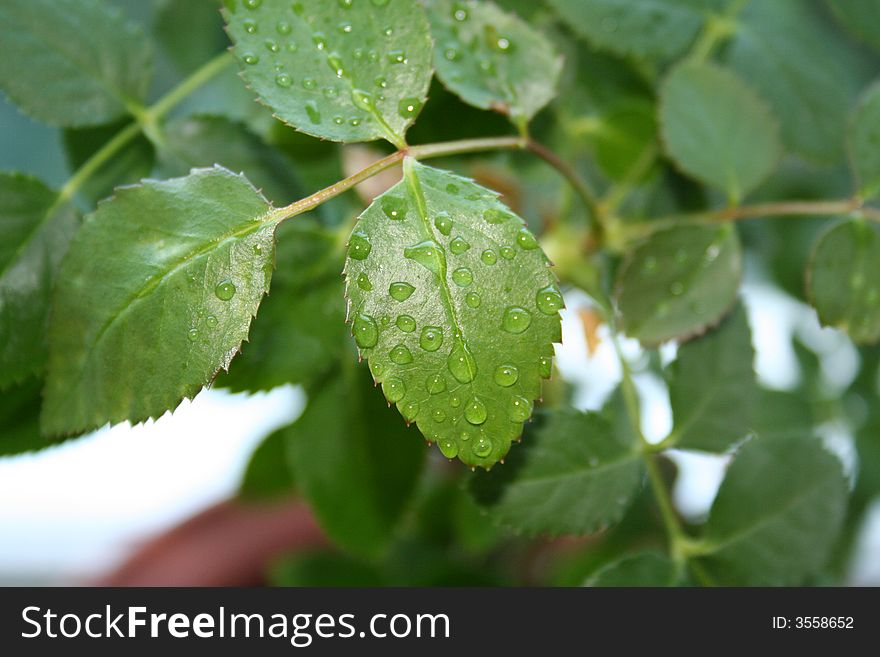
470,409 -> 644,534
616,224 -> 742,345
660,61 -> 780,202
0,0 -> 153,127
0,173 -> 78,388
725,0 -> 871,161
807,218 -> 880,344
826,0 -> 880,53
697,435 -> 848,586
667,304 -> 756,452
586,552 -> 678,587
285,368 -> 425,558
159,114 -> 304,205
547,0 -> 729,60
42,166 -> 279,436
425,0 -> 562,125
218,220 -> 345,393
223,0 -> 432,146
343,158 -> 562,467
239,424 -> 297,501
849,83 -> 880,201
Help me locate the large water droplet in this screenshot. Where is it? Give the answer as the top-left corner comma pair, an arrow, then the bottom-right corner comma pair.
465,291 -> 481,308
382,377 -> 405,403
439,437 -> 457,458
390,344 -> 414,365
480,249 -> 497,265
452,2 -> 469,21
305,101 -> 321,123
356,272 -> 372,291
473,437 -> 492,458
536,285 -> 564,315
401,400 -> 419,421
434,212 -> 453,236
265,39 -> 280,52
389,281 -> 415,301
275,72 -> 292,87
494,364 -> 519,387
500,246 -> 516,260
327,52 -> 346,77
382,196 -> 406,220
516,229 -> 539,250
353,313 -> 378,348
396,314 -> 416,333
242,53 -> 260,65
449,236 -> 471,254
419,326 -> 443,352
187,328 -> 199,342
502,307 -> 531,333
404,240 -> 445,276
348,232 -> 371,260
374,75 -> 388,88
215,280 -> 236,301
448,342 -> 477,383
351,88 -> 374,111
433,409 -> 447,424
426,373 -> 447,394
450,395 -> 462,408
206,315 -> 218,328
452,267 -> 473,287
509,396 -> 532,422
464,397 -> 488,425
398,97 -> 423,119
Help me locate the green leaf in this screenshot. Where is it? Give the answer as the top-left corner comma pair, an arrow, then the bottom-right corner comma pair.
697,435 -> 848,586
585,552 -> 678,587
666,304 -> 756,452
615,224 -> 742,345
270,552 -> 385,587
725,0 -> 871,161
155,0 -> 227,75
285,368 -> 425,558
239,424 -> 297,501
660,61 -> 780,202
470,409 -> 644,535
223,0 -> 432,146
593,98 -> 657,182
159,115 -> 304,206
343,158 -> 562,467
807,218 -> 880,344
218,219 -> 345,393
0,173 -> 78,388
0,0 -> 153,127
547,0 -> 727,60
0,379 -> 66,457
42,166 -> 278,436
849,83 -> 880,201
425,0 -> 562,125
826,0 -> 880,53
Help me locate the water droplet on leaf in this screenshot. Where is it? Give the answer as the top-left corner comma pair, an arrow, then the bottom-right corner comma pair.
353,313 -> 378,348
396,314 -> 416,333
383,376 -> 405,402
449,236 -> 471,254
536,285 -> 564,315
348,232 -> 371,260
452,267 -> 473,287
215,280 -> 236,301
494,364 -> 519,387
434,212 -> 453,235
389,282 -> 415,301
447,342 -> 477,382
420,326 -> 444,352
502,307 -> 531,333
390,344 -> 414,364
509,396 -> 532,422
465,397 -> 488,425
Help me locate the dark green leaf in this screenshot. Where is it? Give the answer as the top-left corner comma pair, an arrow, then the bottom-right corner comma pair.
285,368 -> 425,558
0,378 -> 71,457
426,0 -> 563,125
223,0 -> 432,146
660,61 -> 780,202
343,159 -> 562,467
0,0 -> 153,127
697,435 -> 848,586
155,0 -> 227,75
585,552 -> 678,587
826,0 -> 880,53
615,225 -> 742,345
593,98 -> 657,182
849,83 -> 880,201
0,173 -> 78,388
470,409 -> 644,535
667,304 -> 756,452
807,218 -> 880,344
270,551 -> 385,586
42,166 -> 279,435
239,424 -> 297,501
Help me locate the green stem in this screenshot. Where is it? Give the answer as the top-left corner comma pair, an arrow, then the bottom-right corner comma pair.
146,51 -> 233,121
525,138 -> 601,229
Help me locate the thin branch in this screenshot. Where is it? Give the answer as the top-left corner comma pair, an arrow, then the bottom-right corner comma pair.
526,138 -> 601,226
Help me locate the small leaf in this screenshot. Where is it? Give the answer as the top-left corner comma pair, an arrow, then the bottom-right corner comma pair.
697,435 -> 848,586
426,0 -> 563,124
0,0 -> 153,127
42,166 -> 278,436
826,0 -> 880,53
285,368 -> 425,558
849,83 -> 880,201
343,158 -> 562,467
660,61 -> 780,202
0,173 -> 78,388
239,425 -> 297,501
615,224 -> 742,345
470,409 -> 644,535
218,220 -> 345,393
667,304 -> 756,452
223,0 -> 433,146
585,552 -> 678,587
807,218 -> 880,344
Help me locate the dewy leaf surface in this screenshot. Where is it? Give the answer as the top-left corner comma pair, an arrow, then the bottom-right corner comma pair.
807,218 -> 880,344
343,158 -> 562,467
426,0 -> 563,124
849,83 -> 880,201
42,166 -> 278,435
0,0 -> 153,127
223,0 -> 433,146
0,173 -> 78,388
660,61 -> 780,202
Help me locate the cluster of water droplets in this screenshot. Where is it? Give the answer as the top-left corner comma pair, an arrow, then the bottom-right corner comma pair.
438,1 -> 515,83
186,277 -> 238,343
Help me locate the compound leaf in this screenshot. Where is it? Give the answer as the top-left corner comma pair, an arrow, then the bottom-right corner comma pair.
343,158 -> 562,467
660,61 -> 780,203
223,0 -> 432,146
0,0 -> 153,127
615,224 -> 742,345
807,218 -> 880,344
42,166 -> 279,435
426,0 -> 563,125
849,83 -> 880,201
470,409 -> 644,535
